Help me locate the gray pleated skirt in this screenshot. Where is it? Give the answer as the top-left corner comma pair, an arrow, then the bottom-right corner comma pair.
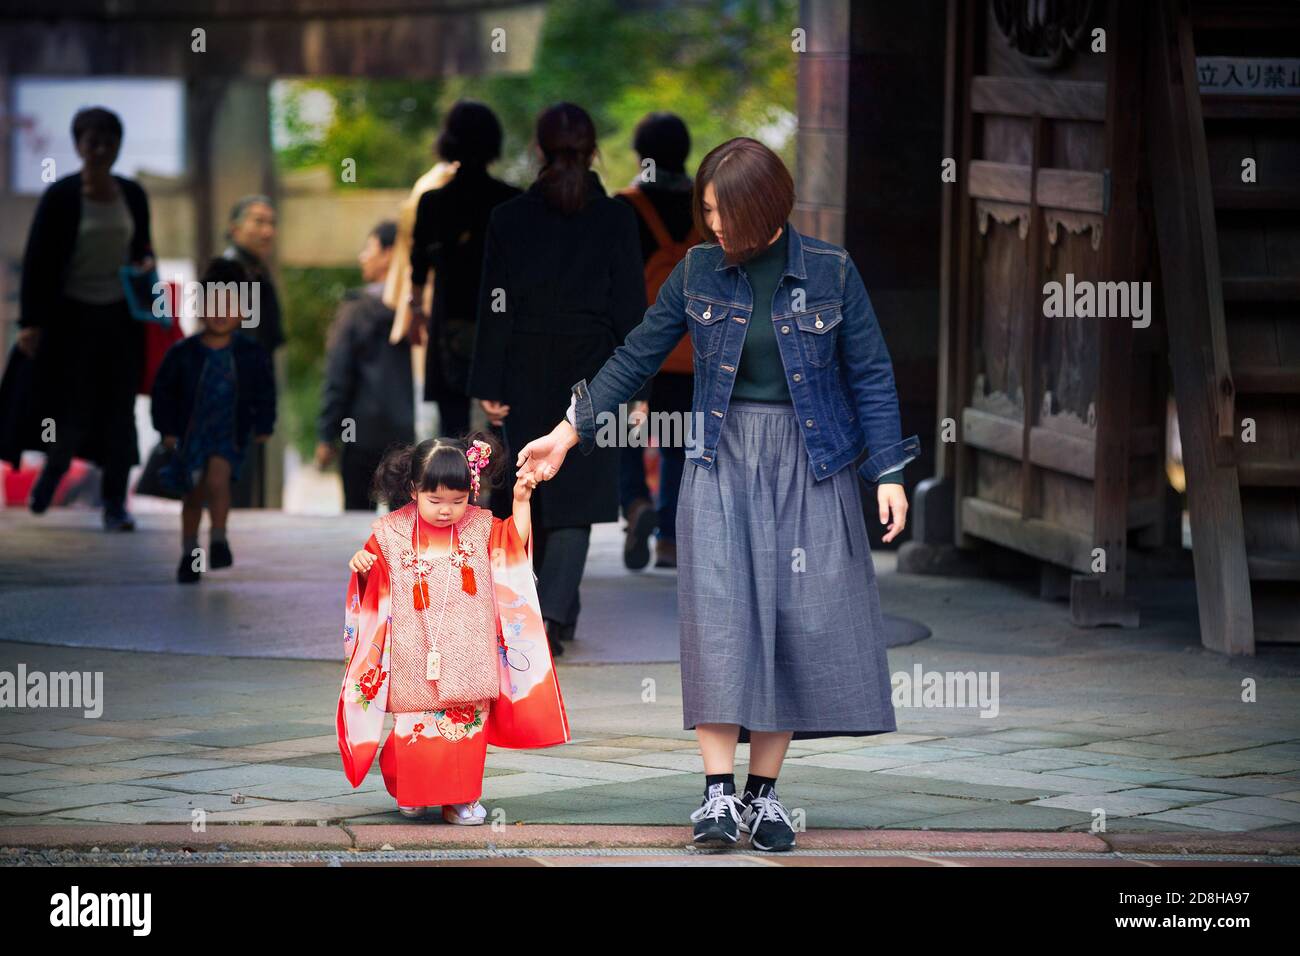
676,399 -> 898,742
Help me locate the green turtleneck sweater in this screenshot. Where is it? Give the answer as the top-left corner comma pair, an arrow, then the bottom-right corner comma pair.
729,226 -> 903,485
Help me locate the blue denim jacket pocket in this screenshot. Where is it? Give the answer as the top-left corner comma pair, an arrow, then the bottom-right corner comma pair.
685,294 -> 727,358
792,305 -> 842,368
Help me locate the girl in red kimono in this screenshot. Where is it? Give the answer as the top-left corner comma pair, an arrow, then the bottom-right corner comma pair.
336,432 -> 569,824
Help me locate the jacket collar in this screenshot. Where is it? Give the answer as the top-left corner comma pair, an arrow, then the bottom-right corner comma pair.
713,220 -> 806,280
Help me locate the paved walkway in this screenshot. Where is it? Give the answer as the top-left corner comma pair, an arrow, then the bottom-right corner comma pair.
2,507 -> 1300,849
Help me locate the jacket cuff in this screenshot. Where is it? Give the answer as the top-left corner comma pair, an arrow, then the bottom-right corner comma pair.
570,378 -> 597,456
858,434 -> 920,484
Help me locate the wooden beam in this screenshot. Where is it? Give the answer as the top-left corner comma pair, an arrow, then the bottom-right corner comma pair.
968,161 -> 1107,213
963,407 -> 1159,480
961,497 -> 1094,572
1221,277 -> 1300,303
1232,367 -> 1300,394
1144,0 -> 1254,654
1237,462 -> 1300,486
970,76 -> 1106,121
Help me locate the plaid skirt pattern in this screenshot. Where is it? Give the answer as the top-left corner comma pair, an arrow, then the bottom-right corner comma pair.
676,400 -> 898,742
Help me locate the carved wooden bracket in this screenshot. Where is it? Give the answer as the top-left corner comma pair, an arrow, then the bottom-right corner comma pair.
1046,209 -> 1104,251
977,199 -> 1031,240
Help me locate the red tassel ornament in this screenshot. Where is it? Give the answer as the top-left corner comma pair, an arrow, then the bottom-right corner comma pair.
461,563 -> 476,595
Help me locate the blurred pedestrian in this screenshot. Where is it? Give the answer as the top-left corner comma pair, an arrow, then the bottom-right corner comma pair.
468,102 -> 650,657
151,258 -> 276,583
409,101 -> 520,439
6,106 -> 153,530
316,220 -> 415,510
614,112 -> 700,570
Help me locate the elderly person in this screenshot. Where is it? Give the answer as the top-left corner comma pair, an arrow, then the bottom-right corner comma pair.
223,194 -> 283,507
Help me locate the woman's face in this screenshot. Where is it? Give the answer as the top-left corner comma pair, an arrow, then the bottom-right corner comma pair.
76,128 -> 121,174
702,182 -> 726,252
413,485 -> 469,529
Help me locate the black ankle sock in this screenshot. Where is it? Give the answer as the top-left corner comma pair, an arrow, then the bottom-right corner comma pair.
744,774 -> 778,798
704,773 -> 735,795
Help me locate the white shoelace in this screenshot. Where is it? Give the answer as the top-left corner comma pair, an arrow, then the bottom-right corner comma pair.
690,792 -> 743,824
747,793 -> 794,830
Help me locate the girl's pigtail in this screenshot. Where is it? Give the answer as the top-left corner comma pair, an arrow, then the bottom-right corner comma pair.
370,441 -> 415,507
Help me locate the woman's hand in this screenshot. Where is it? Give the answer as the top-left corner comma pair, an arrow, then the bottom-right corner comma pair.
878,484 -> 909,544
517,421 -> 577,483
162,435 -> 178,450
349,549 -> 378,574
16,328 -> 40,358
480,398 -> 510,426
628,400 -> 649,429
407,296 -> 428,346
253,433 -> 271,444
314,441 -> 336,469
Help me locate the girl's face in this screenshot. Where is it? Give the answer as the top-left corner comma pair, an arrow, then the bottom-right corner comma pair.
702,181 -> 726,252
413,484 -> 469,528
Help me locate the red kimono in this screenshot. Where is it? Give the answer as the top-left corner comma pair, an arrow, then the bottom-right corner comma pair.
336,502 -> 569,807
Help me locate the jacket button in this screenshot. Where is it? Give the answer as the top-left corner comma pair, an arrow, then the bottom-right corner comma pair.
815,315 -> 824,329
703,308 -> 711,320
805,419 -> 814,427
721,364 -> 735,372
820,463 -> 827,470
733,316 -> 746,323
792,373 -> 801,382
781,325 -> 790,333
702,455 -> 712,462
711,409 -> 724,417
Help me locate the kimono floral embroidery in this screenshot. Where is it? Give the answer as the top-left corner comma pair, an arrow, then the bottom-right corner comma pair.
355,664 -> 387,710
404,705 -> 486,744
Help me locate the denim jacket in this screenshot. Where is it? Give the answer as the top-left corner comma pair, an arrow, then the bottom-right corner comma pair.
569,221 -> 920,484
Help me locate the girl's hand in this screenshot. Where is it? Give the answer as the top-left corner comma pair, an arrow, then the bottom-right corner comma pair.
162,435 -> 178,450
349,549 -> 378,574
878,484 -> 909,544
513,468 -> 542,503
253,433 -> 271,444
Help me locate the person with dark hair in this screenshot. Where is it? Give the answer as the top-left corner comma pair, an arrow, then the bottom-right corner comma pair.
223,193 -> 282,509
614,112 -> 700,571
517,136 -> 920,851
468,102 -> 651,658
409,101 -> 520,438
151,258 -> 276,583
315,220 -> 414,510
336,433 -> 569,824
1,106 -> 153,530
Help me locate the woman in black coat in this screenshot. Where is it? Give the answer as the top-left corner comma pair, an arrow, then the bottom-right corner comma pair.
4,107 -> 153,530
409,101 -> 521,438
469,102 -> 649,656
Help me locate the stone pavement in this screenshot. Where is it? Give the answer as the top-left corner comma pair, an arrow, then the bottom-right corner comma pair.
2,507 -> 1300,851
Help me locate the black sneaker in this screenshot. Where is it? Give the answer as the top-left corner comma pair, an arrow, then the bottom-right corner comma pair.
740,785 -> 796,851
690,782 -> 744,847
177,554 -> 201,584
623,497 -> 658,571
103,503 -> 136,532
209,539 -> 233,569
543,619 -> 565,657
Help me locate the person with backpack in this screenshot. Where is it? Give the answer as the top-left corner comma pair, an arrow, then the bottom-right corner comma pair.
613,113 -> 700,570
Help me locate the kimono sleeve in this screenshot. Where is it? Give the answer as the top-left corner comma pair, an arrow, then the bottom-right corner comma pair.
337,533 -> 391,787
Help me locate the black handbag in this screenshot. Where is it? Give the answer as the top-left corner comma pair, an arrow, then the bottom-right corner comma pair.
134,440 -> 188,499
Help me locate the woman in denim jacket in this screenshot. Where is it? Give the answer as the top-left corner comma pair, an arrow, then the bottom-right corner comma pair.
518,137 -> 919,851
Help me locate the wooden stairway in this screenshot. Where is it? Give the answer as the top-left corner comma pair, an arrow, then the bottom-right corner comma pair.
1146,0 -> 1300,652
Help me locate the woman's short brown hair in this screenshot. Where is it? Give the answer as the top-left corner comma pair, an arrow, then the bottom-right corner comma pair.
692,137 -> 794,264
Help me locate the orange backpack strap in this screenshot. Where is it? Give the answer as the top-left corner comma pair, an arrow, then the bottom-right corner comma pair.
618,186 -> 675,251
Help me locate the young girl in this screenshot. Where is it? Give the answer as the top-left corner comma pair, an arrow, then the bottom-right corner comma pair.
150,257 -> 276,583
336,433 -> 570,823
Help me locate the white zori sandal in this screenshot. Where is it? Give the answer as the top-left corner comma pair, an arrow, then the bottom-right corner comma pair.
442,801 -> 487,825
397,805 -> 427,819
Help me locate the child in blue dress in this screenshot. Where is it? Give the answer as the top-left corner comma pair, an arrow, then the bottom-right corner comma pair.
151,258 -> 276,583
